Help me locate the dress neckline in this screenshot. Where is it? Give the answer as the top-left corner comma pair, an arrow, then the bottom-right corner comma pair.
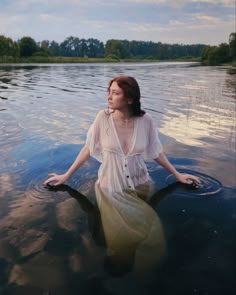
111,114 -> 138,156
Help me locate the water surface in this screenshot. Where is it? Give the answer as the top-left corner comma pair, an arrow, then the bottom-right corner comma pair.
0,62 -> 235,295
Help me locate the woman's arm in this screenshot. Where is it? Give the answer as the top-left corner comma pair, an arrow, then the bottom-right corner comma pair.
154,152 -> 200,184
44,145 -> 90,186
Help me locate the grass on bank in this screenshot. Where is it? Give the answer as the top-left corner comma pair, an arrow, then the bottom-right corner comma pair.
0,55 -> 201,64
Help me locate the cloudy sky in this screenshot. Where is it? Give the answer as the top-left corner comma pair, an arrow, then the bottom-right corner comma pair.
0,0 -> 235,45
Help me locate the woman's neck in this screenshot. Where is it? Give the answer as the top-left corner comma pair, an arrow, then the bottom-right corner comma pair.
113,109 -> 133,121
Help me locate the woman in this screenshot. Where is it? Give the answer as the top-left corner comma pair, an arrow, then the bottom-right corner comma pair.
44,75 -> 200,189
44,75 -> 200,274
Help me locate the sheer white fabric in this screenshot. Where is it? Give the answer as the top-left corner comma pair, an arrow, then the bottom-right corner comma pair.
86,110 -> 165,273
85,110 -> 163,194
95,183 -> 166,273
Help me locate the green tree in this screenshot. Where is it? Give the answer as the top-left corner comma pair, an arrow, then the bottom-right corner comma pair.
207,46 -> 219,65
229,32 -> 236,59
105,40 -> 128,59
18,36 -> 38,57
57,36 -> 104,57
49,40 -> 60,56
216,43 -> 230,63
0,35 -> 19,59
59,36 -> 80,56
201,46 -> 212,63
105,39 -> 205,60
0,35 -> 10,57
36,40 -> 52,56
201,42 -> 231,65
87,38 -> 104,58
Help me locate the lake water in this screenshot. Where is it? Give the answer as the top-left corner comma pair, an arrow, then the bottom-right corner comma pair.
0,62 -> 235,295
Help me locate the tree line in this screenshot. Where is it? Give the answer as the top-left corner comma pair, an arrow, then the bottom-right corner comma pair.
0,33 -> 235,63
201,33 -> 236,65
0,34 -> 206,61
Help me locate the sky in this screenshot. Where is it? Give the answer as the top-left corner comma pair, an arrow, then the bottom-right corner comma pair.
0,0 -> 235,45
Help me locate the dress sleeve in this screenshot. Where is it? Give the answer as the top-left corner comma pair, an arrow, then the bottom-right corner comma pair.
85,110 -> 103,162
143,114 -> 163,162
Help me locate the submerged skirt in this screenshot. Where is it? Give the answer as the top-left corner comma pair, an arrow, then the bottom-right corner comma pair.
95,182 -> 166,273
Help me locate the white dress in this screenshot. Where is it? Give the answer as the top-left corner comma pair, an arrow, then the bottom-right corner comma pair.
85,109 -> 163,194
85,110 -> 165,274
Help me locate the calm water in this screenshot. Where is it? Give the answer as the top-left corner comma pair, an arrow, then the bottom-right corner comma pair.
0,63 -> 235,295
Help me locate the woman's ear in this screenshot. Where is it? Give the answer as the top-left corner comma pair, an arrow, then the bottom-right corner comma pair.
127,98 -> 133,105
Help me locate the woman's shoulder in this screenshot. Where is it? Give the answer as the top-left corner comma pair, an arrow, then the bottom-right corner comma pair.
140,112 -> 153,123
93,109 -> 110,124
95,109 -> 108,119
142,112 -> 152,119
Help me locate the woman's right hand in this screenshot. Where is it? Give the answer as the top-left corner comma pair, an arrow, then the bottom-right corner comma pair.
44,173 -> 68,186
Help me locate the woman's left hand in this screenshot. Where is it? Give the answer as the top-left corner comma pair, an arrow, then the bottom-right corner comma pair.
175,172 -> 201,185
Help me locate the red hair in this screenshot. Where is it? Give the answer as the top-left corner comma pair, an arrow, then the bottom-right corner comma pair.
108,76 -> 145,116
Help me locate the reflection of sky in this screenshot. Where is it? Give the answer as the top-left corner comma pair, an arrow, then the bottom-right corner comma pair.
157,70 -> 236,151
0,65 -> 108,144
1,63 -> 235,153
0,63 -> 236,295
161,104 -> 235,148
0,63 -> 235,189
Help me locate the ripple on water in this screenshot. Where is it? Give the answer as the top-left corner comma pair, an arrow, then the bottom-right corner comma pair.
27,174 -> 68,203
165,169 -> 222,198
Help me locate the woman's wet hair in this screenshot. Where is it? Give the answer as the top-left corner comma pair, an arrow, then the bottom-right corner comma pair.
108,76 -> 145,116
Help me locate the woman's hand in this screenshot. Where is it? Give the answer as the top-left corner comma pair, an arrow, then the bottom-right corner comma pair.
175,172 -> 201,185
155,153 -> 201,186
44,173 -> 68,186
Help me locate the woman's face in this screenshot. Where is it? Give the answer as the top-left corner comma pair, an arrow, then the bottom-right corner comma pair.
108,82 -> 131,111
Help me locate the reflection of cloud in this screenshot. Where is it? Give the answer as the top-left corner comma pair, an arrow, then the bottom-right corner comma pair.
161,114 -> 209,146
56,198 -> 85,231
0,173 -> 51,258
0,177 -> 105,290
9,252 -> 67,289
0,115 -> 25,167
162,136 -> 236,188
159,74 -> 236,151
0,194 -> 48,256
0,174 -> 16,192
161,107 -> 235,148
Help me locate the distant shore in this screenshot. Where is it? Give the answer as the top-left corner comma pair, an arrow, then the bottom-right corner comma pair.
0,56 -> 200,64
1,58 -> 235,72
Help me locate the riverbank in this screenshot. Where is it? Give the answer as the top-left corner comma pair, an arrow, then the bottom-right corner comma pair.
0,56 -> 200,64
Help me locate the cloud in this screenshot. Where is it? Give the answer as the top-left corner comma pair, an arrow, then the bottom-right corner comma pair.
194,14 -> 224,23
125,0 -> 234,6
0,0 -> 234,45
